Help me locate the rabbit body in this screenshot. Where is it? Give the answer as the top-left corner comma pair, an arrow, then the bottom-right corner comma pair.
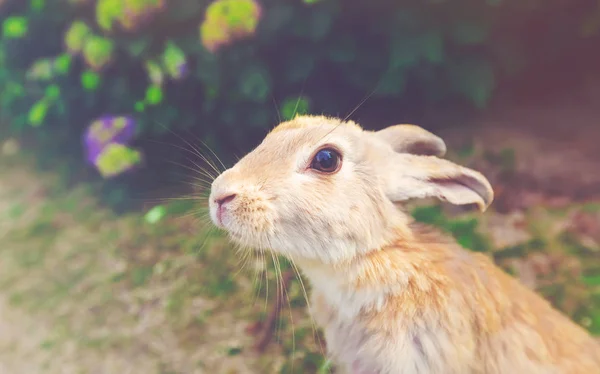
302,223 -> 600,374
208,115 -> 600,374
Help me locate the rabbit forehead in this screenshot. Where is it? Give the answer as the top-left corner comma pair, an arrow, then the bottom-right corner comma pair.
269,114 -> 363,134
238,121 -> 363,172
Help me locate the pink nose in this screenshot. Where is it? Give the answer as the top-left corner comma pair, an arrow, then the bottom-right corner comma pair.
215,193 -> 237,208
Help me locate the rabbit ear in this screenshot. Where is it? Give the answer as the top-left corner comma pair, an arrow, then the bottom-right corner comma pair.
385,154 -> 494,211
375,124 -> 447,156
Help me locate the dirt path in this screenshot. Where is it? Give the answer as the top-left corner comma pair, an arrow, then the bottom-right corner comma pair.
0,296 -> 54,373
0,169 -> 54,373
0,166 -> 156,373
0,163 -> 276,374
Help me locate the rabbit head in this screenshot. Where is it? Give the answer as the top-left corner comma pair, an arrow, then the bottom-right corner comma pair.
209,115 -> 493,264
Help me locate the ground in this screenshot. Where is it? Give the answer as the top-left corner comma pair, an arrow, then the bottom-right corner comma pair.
0,88 -> 599,373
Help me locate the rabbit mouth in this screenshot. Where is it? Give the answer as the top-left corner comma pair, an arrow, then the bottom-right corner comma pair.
210,202 -> 276,251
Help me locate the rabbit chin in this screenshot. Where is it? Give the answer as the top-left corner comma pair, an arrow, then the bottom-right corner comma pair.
220,218 -> 365,264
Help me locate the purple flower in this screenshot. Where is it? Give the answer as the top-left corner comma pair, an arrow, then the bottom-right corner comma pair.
175,62 -> 188,80
83,115 -> 136,164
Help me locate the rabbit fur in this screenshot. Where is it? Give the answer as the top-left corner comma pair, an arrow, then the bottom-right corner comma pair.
208,115 -> 600,374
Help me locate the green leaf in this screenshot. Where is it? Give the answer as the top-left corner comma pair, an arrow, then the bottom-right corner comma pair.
3,17 -> 28,39
281,96 -> 310,120
54,54 -> 72,75
145,205 -> 167,224
26,59 -> 54,81
162,41 -> 187,79
64,21 -> 92,53
145,84 -> 163,105
95,0 -> 124,31
28,100 -> 49,127
145,60 -> 163,85
30,0 -> 45,11
45,85 -> 61,100
134,100 -> 146,112
83,36 -> 114,70
81,70 -> 101,91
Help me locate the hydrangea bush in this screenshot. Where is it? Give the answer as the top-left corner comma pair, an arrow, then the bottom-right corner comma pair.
0,0 -> 598,180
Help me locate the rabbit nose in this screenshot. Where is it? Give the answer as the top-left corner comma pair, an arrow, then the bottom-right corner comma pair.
215,193 -> 237,207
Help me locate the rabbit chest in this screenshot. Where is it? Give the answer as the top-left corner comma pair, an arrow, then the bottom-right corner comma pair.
309,285 -> 478,374
307,271 -> 578,374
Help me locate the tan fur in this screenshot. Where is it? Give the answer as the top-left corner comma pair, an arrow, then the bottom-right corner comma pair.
208,115 -> 600,374
269,114 -> 362,134
350,224 -> 598,373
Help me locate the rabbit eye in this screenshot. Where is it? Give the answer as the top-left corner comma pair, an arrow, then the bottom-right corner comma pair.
310,148 -> 342,173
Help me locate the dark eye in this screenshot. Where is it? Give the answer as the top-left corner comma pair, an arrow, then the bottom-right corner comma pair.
310,148 -> 342,173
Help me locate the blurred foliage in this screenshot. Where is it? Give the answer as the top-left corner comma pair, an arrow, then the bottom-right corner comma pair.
201,0 -> 262,53
412,204 -> 491,252
0,0 -> 598,181
411,203 -> 600,335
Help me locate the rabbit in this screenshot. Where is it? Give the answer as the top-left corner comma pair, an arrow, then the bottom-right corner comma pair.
208,115 -> 600,374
